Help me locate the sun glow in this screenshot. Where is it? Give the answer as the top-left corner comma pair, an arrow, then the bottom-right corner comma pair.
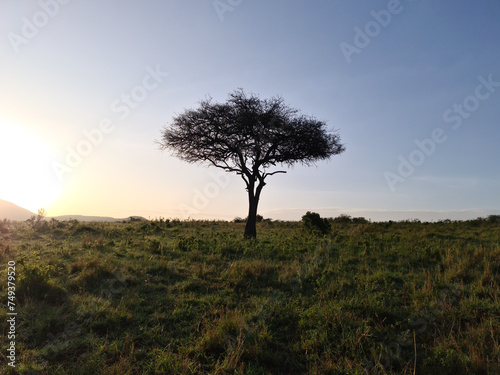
0,120 -> 62,214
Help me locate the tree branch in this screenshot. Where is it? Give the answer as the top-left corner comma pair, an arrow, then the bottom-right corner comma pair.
263,170 -> 287,178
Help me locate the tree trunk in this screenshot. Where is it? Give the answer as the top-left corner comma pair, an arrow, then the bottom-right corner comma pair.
244,179 -> 264,239
244,193 -> 259,239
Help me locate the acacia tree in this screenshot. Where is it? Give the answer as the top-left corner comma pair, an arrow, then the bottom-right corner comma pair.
158,89 -> 345,239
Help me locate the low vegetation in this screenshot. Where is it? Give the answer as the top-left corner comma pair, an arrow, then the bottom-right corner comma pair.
0,216 -> 499,374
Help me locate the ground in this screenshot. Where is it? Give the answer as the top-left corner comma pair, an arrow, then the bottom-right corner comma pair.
0,217 -> 499,374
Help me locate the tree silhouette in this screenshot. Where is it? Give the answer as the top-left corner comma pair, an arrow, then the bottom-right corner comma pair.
158,89 -> 345,238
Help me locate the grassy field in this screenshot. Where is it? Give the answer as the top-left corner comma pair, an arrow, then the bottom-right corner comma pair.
0,216 -> 499,374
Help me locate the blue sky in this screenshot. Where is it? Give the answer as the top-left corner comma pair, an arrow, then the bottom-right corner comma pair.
1,0 -> 499,221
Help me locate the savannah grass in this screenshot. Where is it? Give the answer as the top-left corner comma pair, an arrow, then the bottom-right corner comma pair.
0,217 -> 498,374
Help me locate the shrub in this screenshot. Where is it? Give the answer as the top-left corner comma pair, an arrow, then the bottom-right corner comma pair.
233,215 -> 264,223
49,217 -> 65,229
302,211 -> 331,235
352,216 -> 369,224
27,208 -> 48,231
129,216 -> 145,222
487,215 -> 500,223
332,214 -> 353,224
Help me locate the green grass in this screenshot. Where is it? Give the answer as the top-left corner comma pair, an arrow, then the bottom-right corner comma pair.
0,218 -> 499,374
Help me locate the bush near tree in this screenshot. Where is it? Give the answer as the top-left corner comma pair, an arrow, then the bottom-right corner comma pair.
302,211 -> 331,235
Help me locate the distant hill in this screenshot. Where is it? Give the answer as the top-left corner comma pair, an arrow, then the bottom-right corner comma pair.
51,215 -> 123,222
51,215 -> 147,222
0,199 -> 35,221
0,199 -> 147,222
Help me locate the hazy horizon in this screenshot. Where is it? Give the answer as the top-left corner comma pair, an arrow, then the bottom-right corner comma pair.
2,198 -> 499,224
2,1 -> 499,221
